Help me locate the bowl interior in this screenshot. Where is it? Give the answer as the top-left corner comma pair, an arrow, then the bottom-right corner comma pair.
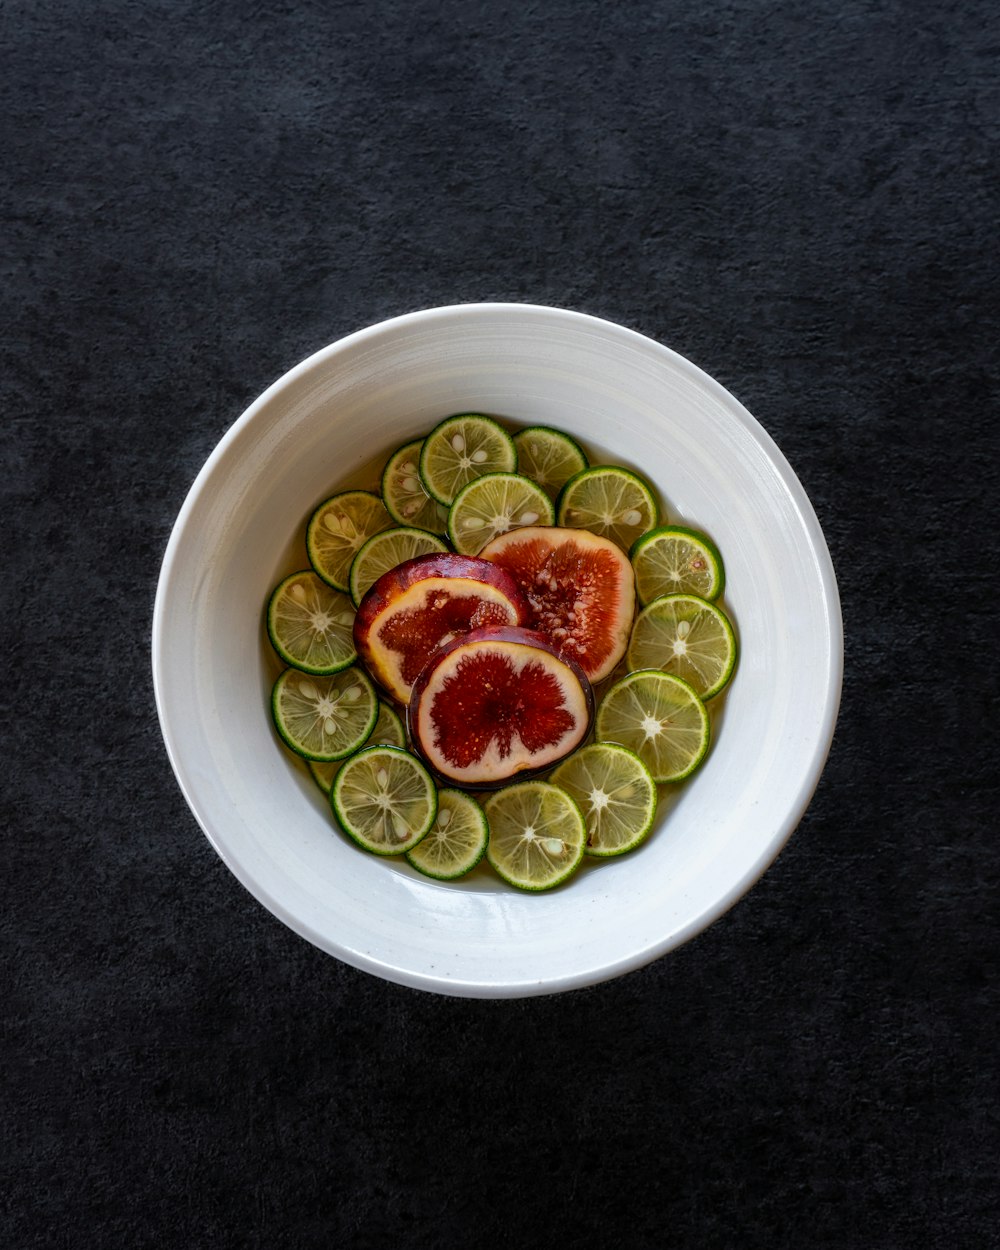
153,304 -> 842,997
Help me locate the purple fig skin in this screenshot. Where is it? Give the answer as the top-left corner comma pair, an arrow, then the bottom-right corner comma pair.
406,625 -> 595,790
352,553 -> 531,703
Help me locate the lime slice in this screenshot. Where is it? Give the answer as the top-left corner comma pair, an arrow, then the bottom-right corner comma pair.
308,700 -> 405,793
447,472 -> 555,556
332,745 -> 437,855
307,490 -> 394,591
626,593 -> 737,700
484,781 -> 587,891
512,426 -> 588,500
551,743 -> 658,857
630,525 -> 725,604
381,439 -> 450,534
405,788 -> 489,880
271,666 -> 378,761
266,571 -> 357,674
349,526 -> 449,606
419,414 -> 517,505
595,670 -> 709,783
556,465 -> 658,551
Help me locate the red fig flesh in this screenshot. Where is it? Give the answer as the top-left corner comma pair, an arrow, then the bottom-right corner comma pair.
478,526 -> 635,683
408,625 -> 594,787
353,553 -> 529,704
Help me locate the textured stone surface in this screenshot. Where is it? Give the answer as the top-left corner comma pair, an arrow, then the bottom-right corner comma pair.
3,1 -> 997,1245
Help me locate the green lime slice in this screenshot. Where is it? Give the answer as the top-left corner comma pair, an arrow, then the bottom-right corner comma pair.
306,490 -> 394,591
512,426 -> 588,500
630,525 -> 725,605
349,526 -> 450,606
271,666 -> 378,762
551,743 -> 658,857
595,670 -> 709,784
405,788 -> 489,880
332,745 -> 437,855
447,472 -> 555,555
308,700 -> 405,793
626,593 -> 737,700
381,439 -> 450,534
419,414 -> 517,505
556,465 -> 658,551
266,571 -> 357,674
484,781 -> 587,891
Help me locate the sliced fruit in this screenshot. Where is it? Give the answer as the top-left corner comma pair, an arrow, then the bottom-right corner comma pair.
308,700 -> 405,794
331,745 -> 437,855
408,625 -> 594,788
307,490 -> 394,591
595,669 -> 709,783
478,525 -> 635,682
405,789 -> 490,880
447,472 -> 555,556
349,526 -> 449,606
381,438 -> 450,534
512,426 -> 588,500
419,414 -> 517,505
630,525 -> 725,604
626,593 -> 737,700
353,553 -> 529,704
266,570 -> 357,674
484,781 -> 587,891
271,666 -> 378,762
365,698 -> 408,748
551,743 -> 657,857
308,757 -> 341,796
556,465 -> 658,551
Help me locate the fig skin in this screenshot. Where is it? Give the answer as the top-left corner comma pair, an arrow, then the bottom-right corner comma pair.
407,625 -> 595,789
353,553 -> 530,704
477,526 -> 636,683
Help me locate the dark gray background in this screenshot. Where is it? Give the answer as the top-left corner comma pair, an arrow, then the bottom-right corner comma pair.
4,2 -> 997,1246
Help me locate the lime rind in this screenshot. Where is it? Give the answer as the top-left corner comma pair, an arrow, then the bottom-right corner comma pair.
381,439 -> 450,535
556,465 -> 659,551
447,472 -> 555,555
484,781 -> 587,891
349,526 -> 450,606
332,745 -> 437,856
595,669 -> 710,784
272,666 -> 378,762
306,490 -> 394,591
551,743 -> 658,857
626,592 -> 737,700
266,571 -> 358,674
419,414 -> 518,505
405,788 -> 489,880
512,426 -> 589,500
630,525 -> 725,604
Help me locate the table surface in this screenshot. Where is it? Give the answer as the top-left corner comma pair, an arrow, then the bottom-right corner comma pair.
4,2 -> 997,1246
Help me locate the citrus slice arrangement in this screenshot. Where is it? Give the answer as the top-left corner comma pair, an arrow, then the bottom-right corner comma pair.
264,415 -> 739,890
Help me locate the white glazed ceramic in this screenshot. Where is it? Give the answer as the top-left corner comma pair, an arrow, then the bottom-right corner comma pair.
152,304 -> 842,997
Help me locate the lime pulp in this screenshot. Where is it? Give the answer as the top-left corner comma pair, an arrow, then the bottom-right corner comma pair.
484,781 -> 587,891
595,669 -> 709,784
332,746 -> 437,855
551,742 -> 658,856
405,788 -> 489,879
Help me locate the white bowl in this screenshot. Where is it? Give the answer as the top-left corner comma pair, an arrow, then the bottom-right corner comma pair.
153,304 -> 842,997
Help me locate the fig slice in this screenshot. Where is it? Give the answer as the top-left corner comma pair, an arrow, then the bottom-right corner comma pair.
353,553 -> 529,705
478,526 -> 635,683
408,625 -> 594,788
